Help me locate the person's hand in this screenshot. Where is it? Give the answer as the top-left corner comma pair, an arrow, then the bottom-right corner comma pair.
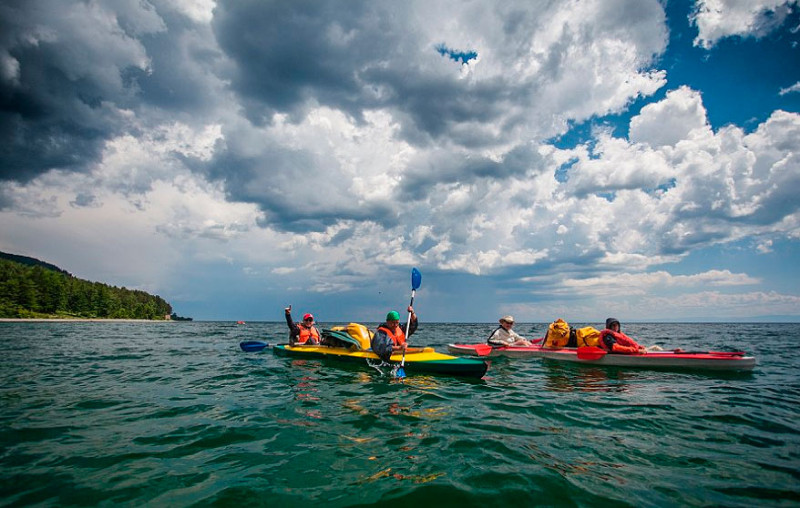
401,343 -> 407,351
284,305 -> 291,314
638,347 -> 647,354
407,305 -> 414,314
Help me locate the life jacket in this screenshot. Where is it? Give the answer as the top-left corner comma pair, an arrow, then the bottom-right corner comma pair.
600,329 -> 640,354
371,324 -> 405,361
377,325 -> 406,346
297,324 -> 320,344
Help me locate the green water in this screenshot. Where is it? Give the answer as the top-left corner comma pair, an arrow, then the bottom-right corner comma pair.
1,322 -> 798,506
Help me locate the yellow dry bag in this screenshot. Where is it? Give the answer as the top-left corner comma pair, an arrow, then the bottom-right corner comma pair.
544,319 -> 571,348
575,326 -> 601,347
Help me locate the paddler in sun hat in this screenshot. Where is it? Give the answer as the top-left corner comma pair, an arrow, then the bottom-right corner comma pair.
284,305 -> 321,346
371,306 -> 418,362
488,315 -> 533,347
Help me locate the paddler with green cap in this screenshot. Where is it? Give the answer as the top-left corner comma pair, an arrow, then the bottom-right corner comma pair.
371,306 -> 418,362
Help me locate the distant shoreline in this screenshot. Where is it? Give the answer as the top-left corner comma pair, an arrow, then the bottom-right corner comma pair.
2,318 -> 796,324
0,318 -> 173,323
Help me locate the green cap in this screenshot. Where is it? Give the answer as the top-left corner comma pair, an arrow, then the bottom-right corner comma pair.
386,310 -> 401,321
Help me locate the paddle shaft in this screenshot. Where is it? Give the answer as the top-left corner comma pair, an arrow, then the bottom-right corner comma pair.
400,289 -> 416,368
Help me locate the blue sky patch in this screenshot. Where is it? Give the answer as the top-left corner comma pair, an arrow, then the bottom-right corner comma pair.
436,43 -> 478,65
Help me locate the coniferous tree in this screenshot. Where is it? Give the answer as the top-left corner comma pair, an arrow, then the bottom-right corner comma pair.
0,256 -> 174,319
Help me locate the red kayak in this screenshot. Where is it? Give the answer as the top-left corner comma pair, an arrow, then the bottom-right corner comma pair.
446,343 -> 756,371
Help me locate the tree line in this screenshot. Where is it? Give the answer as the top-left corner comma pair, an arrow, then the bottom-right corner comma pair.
0,256 -> 173,319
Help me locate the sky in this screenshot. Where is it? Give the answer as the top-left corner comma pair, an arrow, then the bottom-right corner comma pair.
1,0 -> 799,323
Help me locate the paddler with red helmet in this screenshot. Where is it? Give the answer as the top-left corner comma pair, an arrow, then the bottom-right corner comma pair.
284,305 -> 321,346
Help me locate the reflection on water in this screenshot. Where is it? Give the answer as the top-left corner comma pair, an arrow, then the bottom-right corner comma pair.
286,359 -> 324,421
542,363 -> 633,393
2,321 -> 798,507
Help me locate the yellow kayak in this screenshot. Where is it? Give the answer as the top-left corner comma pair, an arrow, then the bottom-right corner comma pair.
272,323 -> 488,378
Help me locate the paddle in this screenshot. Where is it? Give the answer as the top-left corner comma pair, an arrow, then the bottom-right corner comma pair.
471,337 -> 544,356
240,340 -> 269,352
397,267 -> 422,379
473,344 -> 494,356
576,346 -> 606,360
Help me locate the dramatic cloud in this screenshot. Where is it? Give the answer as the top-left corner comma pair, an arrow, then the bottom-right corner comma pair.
556,94 -> 800,262
1,0 -> 798,320
692,0 -> 799,48
0,0 -> 161,181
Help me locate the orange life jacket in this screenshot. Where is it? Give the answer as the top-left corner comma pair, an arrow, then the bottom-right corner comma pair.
377,325 -> 406,346
297,324 -> 320,344
600,329 -> 640,354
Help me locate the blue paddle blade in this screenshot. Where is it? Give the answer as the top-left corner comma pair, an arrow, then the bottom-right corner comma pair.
240,341 -> 268,352
411,267 -> 422,290
396,366 -> 406,378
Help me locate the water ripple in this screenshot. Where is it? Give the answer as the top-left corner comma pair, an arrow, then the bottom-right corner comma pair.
1,321 -> 798,506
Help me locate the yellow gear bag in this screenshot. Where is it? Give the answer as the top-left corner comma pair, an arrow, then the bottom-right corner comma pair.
346,322 -> 373,350
575,326 -> 601,347
544,318 -> 571,348
328,322 -> 373,350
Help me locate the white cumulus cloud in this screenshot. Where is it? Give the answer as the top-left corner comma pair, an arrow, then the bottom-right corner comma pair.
692,0 -> 799,48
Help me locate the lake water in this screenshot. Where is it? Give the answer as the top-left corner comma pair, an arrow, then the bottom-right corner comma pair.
1,321 -> 798,507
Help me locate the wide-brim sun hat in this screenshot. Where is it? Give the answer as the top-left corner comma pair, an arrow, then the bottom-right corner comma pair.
500,315 -> 515,323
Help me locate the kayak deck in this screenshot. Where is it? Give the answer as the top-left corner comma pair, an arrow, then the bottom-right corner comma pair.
273,344 -> 488,378
447,343 -> 756,371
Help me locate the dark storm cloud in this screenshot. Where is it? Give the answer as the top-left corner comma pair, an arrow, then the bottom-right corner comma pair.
213,0 -> 396,124
204,145 -> 396,233
0,1 -> 155,183
400,143 -> 548,198
126,6 -> 226,115
0,1 -> 222,187
366,69 -> 519,147
212,1 -> 518,144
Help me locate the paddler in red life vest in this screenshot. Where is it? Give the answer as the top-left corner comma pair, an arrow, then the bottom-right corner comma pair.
284,305 -> 321,346
600,318 -> 646,354
370,307 -> 418,362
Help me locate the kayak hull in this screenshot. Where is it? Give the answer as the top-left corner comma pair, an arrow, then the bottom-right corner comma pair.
447,344 -> 756,371
273,344 -> 488,379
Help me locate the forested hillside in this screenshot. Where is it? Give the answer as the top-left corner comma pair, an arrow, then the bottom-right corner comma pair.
0,253 -> 173,319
